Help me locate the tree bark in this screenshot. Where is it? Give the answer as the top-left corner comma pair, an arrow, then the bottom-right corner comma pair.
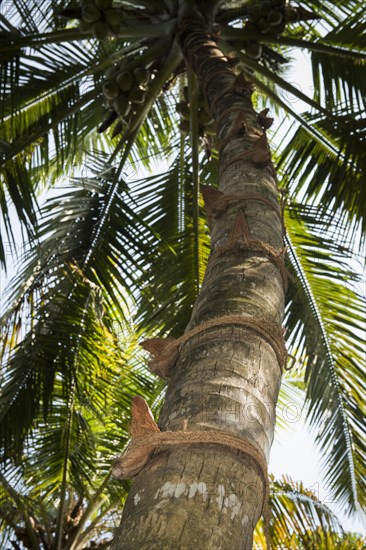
111,8 -> 285,550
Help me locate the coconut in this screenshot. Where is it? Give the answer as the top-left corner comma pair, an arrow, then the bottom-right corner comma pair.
105,65 -> 118,80
133,67 -> 150,87
176,101 -> 190,120
198,109 -> 213,126
128,87 -> 146,104
104,8 -> 123,26
268,9 -> 283,26
257,16 -> 271,33
103,81 -> 119,100
82,5 -> 101,23
113,95 -> 131,117
92,20 -> 109,40
79,20 -> 92,33
245,41 -> 262,59
116,72 -> 134,92
179,120 -> 190,133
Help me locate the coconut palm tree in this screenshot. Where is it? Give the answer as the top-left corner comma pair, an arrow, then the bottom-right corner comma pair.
0,0 -> 365,548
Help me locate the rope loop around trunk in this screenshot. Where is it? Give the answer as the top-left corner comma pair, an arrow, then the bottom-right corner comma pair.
112,396 -> 273,549
141,314 -> 288,379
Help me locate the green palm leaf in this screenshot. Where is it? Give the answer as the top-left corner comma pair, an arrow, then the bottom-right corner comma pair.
254,475 -> 365,549
0,156 -> 159,458
285,201 -> 366,513
278,113 -> 366,238
134,148 -> 212,337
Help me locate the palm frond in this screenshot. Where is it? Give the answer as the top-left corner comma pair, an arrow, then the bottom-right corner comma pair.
284,201 -> 366,514
278,112 -> 366,240
311,49 -> 366,110
0,155 -> 158,459
0,0 -> 179,267
134,145 -> 212,338
254,474 -> 366,549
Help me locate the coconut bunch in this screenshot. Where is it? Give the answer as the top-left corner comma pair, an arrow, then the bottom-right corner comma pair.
177,87 -> 216,138
246,0 -> 287,35
239,1 -> 320,61
79,0 -> 123,39
58,0 -> 124,38
245,1 -> 320,34
98,65 -> 152,136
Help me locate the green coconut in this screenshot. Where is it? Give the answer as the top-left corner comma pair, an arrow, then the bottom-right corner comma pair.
79,20 -> 92,33
176,101 -> 190,120
113,95 -> 131,117
179,120 -> 190,133
272,21 -> 286,34
245,41 -> 262,59
133,67 -> 150,87
82,5 -> 101,23
116,71 -> 134,92
105,65 -> 118,80
268,9 -> 283,26
92,20 -> 109,40
128,87 -> 146,104
257,16 -> 271,33
104,8 -> 123,27
103,81 -> 119,100
198,109 -> 213,126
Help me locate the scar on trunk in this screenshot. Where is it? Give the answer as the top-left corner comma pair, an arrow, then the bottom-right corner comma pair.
215,210 -> 293,290
201,185 -> 282,229
225,133 -> 272,169
112,396 -> 273,549
217,110 -> 248,152
232,72 -> 255,98
229,209 -> 250,244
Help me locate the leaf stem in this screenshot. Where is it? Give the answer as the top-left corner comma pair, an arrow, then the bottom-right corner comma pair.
219,26 -> 366,60
187,66 -> 201,292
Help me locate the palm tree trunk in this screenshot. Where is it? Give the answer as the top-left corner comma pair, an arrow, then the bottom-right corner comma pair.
111,8 -> 286,550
